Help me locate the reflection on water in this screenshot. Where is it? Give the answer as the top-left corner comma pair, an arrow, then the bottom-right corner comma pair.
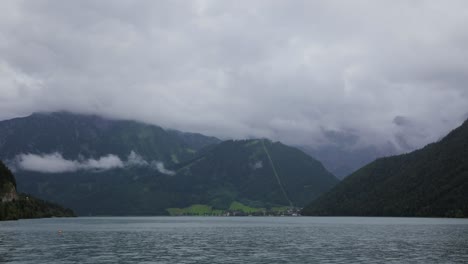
0,217 -> 467,263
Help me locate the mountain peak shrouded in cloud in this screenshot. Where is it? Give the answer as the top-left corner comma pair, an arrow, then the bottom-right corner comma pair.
302,118 -> 468,217
0,1 -> 467,150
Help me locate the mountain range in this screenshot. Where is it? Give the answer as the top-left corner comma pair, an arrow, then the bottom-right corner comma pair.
0,112 -> 219,164
3,111 -> 466,218
300,144 -> 397,179
0,112 -> 338,215
302,119 -> 468,217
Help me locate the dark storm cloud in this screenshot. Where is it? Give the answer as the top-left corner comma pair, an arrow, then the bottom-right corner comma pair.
0,0 -> 467,150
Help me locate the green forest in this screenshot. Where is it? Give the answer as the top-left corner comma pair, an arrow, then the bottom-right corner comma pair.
0,161 -> 75,221
302,119 -> 468,217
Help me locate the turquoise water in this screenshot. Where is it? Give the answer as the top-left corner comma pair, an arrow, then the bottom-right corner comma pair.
0,217 -> 467,263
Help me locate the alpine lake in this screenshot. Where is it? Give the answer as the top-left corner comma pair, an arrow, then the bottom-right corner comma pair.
0,216 -> 467,263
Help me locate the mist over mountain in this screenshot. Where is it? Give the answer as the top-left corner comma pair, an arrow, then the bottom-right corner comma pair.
0,112 -> 337,215
301,143 -> 397,179
302,119 -> 468,217
298,121 -> 448,178
0,112 -> 219,168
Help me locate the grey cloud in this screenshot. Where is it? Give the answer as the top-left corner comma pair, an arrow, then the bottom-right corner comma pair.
0,1 -> 467,151
393,116 -> 411,127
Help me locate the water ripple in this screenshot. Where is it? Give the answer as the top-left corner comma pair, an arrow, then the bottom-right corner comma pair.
0,217 -> 467,263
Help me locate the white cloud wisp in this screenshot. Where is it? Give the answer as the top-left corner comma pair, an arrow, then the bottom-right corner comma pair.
14,151 -> 175,175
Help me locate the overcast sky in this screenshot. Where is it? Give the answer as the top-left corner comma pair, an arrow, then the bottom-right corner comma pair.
0,0 -> 467,150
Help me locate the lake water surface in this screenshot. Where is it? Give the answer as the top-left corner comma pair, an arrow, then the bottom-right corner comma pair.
0,217 -> 467,263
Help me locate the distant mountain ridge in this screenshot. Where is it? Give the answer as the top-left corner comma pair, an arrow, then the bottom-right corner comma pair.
0,111 -> 220,164
302,119 -> 468,217
300,144 -> 397,179
0,112 -> 338,215
170,139 -> 338,208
